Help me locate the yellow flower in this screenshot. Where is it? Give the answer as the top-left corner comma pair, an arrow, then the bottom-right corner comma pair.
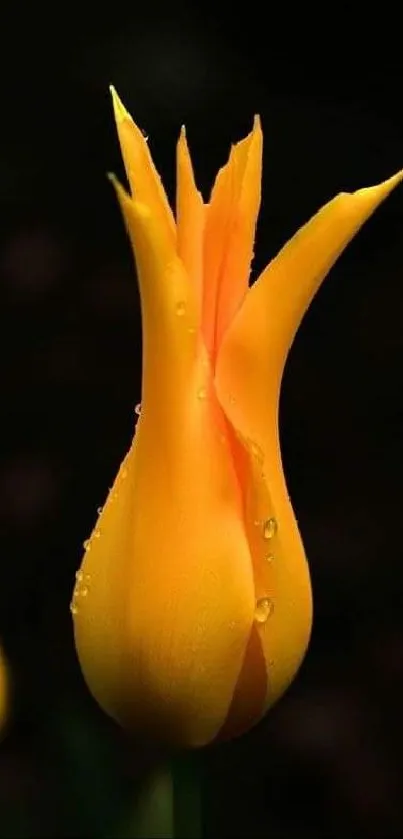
0,645 -> 9,737
72,88 -> 402,747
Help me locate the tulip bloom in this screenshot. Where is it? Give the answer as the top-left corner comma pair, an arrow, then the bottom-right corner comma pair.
72,89 -> 402,747
0,645 -> 9,736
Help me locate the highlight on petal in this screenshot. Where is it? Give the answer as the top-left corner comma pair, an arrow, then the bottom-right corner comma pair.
202,116 -> 263,360
215,170 -> 403,716
110,86 -> 176,247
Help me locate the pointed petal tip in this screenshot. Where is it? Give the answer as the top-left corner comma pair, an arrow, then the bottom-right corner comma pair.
253,114 -> 262,132
109,85 -> 131,124
106,170 -> 122,192
106,171 -> 130,204
381,167 -> 403,187
377,167 -> 403,193
106,170 -> 117,184
108,174 -> 152,232
356,167 -> 403,199
177,124 -> 187,151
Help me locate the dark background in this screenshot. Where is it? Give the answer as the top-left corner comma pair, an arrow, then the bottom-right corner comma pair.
1,5 -> 403,837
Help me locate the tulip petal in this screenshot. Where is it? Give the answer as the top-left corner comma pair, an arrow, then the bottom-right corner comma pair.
176,127 -> 205,312
215,171 -> 403,714
109,175 -> 201,420
203,117 -> 262,359
73,374 -> 256,746
110,87 -> 176,247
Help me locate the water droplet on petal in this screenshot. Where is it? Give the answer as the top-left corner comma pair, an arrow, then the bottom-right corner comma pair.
254,597 -> 274,624
135,403 -> 142,416
263,518 -> 277,540
176,301 -> 186,316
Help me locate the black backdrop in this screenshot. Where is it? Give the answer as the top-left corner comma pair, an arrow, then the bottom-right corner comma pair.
1,6 -> 403,837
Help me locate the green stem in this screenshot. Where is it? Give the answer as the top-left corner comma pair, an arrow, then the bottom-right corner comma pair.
125,751 -> 204,839
130,763 -> 174,838
172,751 -> 203,839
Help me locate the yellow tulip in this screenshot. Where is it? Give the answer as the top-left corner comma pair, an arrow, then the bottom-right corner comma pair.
0,645 -> 9,736
72,88 -> 402,747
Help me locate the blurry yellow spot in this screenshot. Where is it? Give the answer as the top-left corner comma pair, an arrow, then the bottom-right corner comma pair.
0,646 -> 9,737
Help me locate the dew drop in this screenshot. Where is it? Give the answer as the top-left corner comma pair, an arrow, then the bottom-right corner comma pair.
135,403 -> 142,416
254,597 -> 274,624
263,518 -> 277,540
176,301 -> 186,316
